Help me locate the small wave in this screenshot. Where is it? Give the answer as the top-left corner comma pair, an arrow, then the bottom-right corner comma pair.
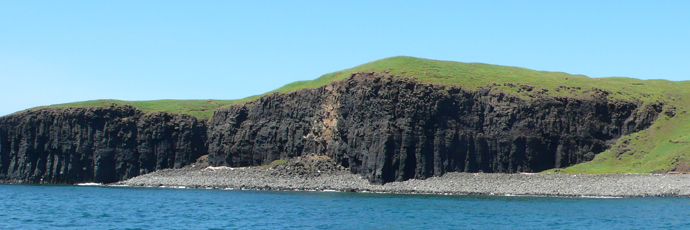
76,183 -> 102,186
579,195 -> 623,199
107,184 -> 130,187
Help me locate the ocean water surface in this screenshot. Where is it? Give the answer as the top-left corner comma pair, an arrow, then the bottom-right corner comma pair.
1,184 -> 689,229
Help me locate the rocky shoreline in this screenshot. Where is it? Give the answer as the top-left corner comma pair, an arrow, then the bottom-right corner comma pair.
110,155 -> 690,197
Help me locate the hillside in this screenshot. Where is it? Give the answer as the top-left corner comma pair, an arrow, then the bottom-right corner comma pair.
45,57 -> 687,118
271,56 -> 687,105
17,56 -> 690,176
42,99 -> 240,120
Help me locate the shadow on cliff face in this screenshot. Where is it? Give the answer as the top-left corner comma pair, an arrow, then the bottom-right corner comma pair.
0,104 -> 207,184
207,71 -> 662,184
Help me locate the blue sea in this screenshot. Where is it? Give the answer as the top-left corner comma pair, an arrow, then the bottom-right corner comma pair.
1,184 -> 689,229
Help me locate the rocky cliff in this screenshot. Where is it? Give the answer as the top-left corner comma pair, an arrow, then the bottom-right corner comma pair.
0,72 -> 663,184
0,105 -> 206,184
207,72 -> 662,184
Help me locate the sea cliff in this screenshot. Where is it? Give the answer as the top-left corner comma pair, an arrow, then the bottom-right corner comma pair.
0,105 -> 206,184
0,72 -> 662,184
207,72 -> 661,183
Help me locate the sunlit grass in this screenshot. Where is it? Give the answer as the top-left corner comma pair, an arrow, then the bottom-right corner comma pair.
42,99 -> 238,119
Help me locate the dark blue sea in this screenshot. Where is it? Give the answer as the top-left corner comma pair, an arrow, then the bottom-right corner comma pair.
1,184 -> 689,229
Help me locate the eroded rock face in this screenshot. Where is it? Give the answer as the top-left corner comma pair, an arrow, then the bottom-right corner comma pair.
207,72 -> 662,184
0,105 -> 207,184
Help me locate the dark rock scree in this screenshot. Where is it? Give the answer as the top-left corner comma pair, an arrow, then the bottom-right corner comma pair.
0,105 -> 206,184
207,72 -> 661,184
1,72 -> 662,184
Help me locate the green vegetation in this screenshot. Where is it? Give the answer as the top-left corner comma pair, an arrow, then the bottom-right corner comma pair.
43,99 -> 240,119
548,112 -> 690,174
40,56 -> 690,174
257,159 -> 287,169
269,56 -> 686,105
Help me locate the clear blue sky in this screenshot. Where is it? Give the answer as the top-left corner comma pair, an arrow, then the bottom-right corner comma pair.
1,1 -> 689,116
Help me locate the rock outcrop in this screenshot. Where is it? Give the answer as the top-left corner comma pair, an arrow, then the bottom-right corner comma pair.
207,72 -> 662,184
269,154 -> 348,178
0,105 -> 206,184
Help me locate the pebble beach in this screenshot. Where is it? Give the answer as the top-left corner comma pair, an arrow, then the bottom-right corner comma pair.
112,155 -> 690,197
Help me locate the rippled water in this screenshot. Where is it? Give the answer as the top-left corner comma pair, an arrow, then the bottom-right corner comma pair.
1,184 -> 689,229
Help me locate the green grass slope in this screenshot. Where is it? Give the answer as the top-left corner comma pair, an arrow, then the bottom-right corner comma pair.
270,56 -> 686,105
549,111 -> 690,174
43,99 -> 239,120
40,56 -> 690,173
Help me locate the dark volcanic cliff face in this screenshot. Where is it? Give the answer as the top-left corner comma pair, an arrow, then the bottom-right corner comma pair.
0,72 -> 664,185
207,72 -> 662,184
0,105 -> 206,184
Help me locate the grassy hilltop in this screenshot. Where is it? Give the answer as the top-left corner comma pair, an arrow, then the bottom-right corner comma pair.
45,56 -> 690,174
45,99 -> 239,120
